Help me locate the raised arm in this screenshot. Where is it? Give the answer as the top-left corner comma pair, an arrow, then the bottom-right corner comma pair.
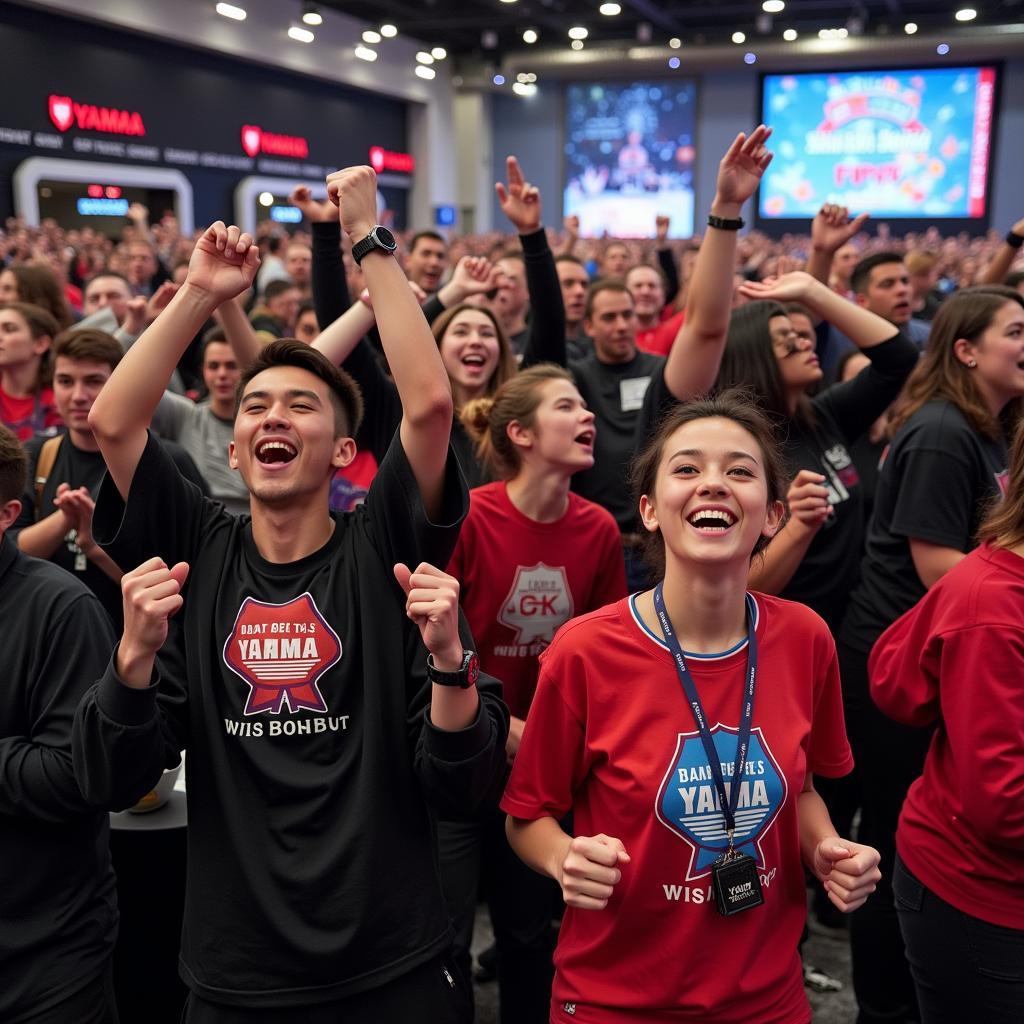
663,125 -> 774,401
806,204 -> 869,287
327,166 -> 453,518
88,223 -> 258,500
978,216 -> 1024,285
292,185 -> 352,325
214,295 -> 262,368
655,215 -> 680,301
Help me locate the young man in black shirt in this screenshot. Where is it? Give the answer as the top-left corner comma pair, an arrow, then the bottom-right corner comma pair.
74,166 -> 508,1021
0,424 -> 119,1023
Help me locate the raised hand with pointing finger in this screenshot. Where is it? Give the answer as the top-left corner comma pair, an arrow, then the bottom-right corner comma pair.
496,156 -> 542,235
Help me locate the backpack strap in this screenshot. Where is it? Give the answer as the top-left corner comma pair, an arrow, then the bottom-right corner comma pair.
33,434 -> 64,520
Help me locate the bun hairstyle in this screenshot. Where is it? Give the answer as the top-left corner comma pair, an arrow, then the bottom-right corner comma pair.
460,363 -> 576,479
630,388 -> 788,577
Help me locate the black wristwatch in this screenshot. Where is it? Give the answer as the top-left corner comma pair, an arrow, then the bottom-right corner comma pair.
427,650 -> 480,689
351,225 -> 398,265
707,213 -> 745,231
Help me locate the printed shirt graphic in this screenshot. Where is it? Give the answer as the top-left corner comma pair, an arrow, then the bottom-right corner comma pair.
498,563 -> 575,645
502,594 -> 852,1024
223,592 -> 341,715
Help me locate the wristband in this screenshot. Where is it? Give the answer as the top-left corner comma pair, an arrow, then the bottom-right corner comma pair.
707,214 -> 744,231
1006,230 -> 1024,250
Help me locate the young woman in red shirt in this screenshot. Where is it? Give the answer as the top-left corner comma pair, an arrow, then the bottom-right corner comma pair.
0,302 -> 62,442
870,421 -> 1024,1024
441,363 -> 627,1023
503,390 -> 881,1023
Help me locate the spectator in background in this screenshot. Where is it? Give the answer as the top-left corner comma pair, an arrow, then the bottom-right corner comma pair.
406,230 -> 448,294
124,239 -> 163,297
249,278 -> 300,339
284,241 -> 313,297
905,249 -> 944,321
491,252 -> 531,356
294,299 -> 320,344
627,263 -> 685,357
0,263 -> 74,329
830,242 -> 861,297
555,255 -> 591,359
0,302 -> 62,442
598,240 -> 631,278
254,230 -> 290,293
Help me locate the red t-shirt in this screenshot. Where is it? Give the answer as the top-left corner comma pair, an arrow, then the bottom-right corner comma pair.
0,385 -> 61,443
870,543 -> 1024,930
329,449 -> 378,512
502,593 -> 853,1023
636,310 -> 685,357
447,481 -> 626,719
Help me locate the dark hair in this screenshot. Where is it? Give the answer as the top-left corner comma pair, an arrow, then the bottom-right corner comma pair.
431,304 -> 516,404
200,326 -> 233,362
584,278 -> 632,321
1005,270 -> 1024,290
715,300 -> 810,424
835,346 -> 870,382
1,264 -> 72,328
626,263 -> 668,291
555,254 -> 587,270
236,338 -> 363,438
0,301 -> 60,392
409,231 -> 446,253
851,251 -> 905,296
264,279 -> 297,303
297,299 -> 316,319
461,364 -> 576,478
629,389 -> 788,577
0,424 -> 27,507
53,327 -> 122,371
888,286 -> 1024,441
84,270 -> 131,292
979,419 -> 1024,549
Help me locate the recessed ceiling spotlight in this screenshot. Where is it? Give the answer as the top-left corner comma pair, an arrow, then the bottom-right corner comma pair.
512,82 -> 537,96
668,56 -> 680,68
571,39 -> 585,50
302,4 -> 322,26
955,8 -> 977,20
258,191 -> 274,207
904,22 -> 918,33
568,26 -> 589,39
669,37 -> 682,48
215,3 -> 246,20
783,28 -> 797,40
354,45 -> 377,61
744,51 -> 757,63
362,30 -> 381,44
416,51 -> 434,64
599,2 -> 621,14
762,0 -> 784,12
432,46 -> 447,59
415,65 -> 436,79
288,26 -> 314,42
380,24 -> 397,37
732,31 -> 746,43
523,28 -> 538,43
937,42 -> 951,54
493,74 -> 506,85
482,29 -> 498,48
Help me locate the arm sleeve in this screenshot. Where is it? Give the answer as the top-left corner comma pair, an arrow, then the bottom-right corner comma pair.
342,339 -> 403,465
868,602 -> 941,726
362,430 -> 469,573
422,294 -> 446,327
657,247 -> 679,305
409,609 -> 510,817
311,220 -> 351,327
807,631 -> 855,778
150,390 -> 194,441
0,593 -> 117,821
889,445 -> 979,550
812,334 -> 919,444
519,229 -> 567,369
10,438 -> 42,533
938,625 -> 1024,849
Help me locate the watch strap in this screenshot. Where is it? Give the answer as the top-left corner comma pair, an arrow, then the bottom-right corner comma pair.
426,651 -> 479,689
707,214 -> 745,231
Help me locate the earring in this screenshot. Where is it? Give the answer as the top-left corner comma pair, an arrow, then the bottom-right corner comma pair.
967,360 -> 977,368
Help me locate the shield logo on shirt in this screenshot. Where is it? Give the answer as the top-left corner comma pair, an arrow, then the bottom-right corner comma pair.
223,593 -> 341,715
498,563 -> 574,645
655,726 -> 787,881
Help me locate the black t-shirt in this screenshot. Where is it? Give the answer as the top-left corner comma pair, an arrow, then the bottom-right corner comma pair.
77,431 -> 507,1008
12,432 -> 207,629
841,400 -> 1009,652
570,349 -> 666,532
0,537 -> 117,1022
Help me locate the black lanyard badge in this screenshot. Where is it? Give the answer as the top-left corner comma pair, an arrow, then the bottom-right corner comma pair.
653,584 -> 765,917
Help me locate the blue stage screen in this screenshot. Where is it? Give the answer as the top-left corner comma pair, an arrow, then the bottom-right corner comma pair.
564,80 -> 697,238
759,66 -> 997,220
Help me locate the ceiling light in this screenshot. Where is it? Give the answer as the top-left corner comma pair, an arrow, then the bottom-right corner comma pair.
516,72 -> 528,82
512,82 -> 537,96
904,22 -> 918,34
818,27 -> 848,39
955,8 -> 977,20
493,74 -> 505,85
431,46 -> 447,59
380,24 -> 397,37
482,29 -> 498,48
362,29 -> 381,43
732,31 -> 746,43
354,45 -> 377,61
600,2 -> 621,13
571,39 -> 585,50
937,42 -> 951,54
523,29 -> 538,43
302,4 -> 322,26
415,65 -> 436,79
499,0 -> 517,3
669,37 -> 681,48
215,2 -> 246,20
416,51 -> 434,64
288,26 -> 314,42
744,51 -> 757,63
258,191 -> 274,207
568,26 -> 589,40
762,0 -> 784,12
668,56 -> 680,68
783,28 -> 797,40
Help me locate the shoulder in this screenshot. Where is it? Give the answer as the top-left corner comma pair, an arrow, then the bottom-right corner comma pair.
895,400 -> 976,452
544,599 -> 633,663
467,481 -> 506,511
753,592 -> 834,647
6,548 -> 98,614
567,491 -> 620,534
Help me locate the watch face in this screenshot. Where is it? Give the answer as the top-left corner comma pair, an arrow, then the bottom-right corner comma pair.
466,652 -> 480,686
373,226 -> 397,250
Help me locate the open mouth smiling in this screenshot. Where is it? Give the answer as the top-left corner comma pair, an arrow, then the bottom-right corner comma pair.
255,439 -> 298,465
686,507 -> 737,533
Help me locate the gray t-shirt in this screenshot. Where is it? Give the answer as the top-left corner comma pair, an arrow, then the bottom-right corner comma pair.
152,394 -> 249,515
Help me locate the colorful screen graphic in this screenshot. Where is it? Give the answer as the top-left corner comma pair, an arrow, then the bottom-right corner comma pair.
759,67 -> 997,220
564,80 -> 697,238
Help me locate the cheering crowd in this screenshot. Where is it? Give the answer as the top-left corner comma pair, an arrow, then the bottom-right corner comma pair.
2,124 -> 1023,1024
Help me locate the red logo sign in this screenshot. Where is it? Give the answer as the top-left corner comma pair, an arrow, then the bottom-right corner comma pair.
240,124 -> 309,159
369,146 -> 415,174
48,94 -> 145,136
223,593 -> 341,715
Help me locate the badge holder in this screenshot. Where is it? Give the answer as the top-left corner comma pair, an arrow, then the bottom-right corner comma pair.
711,829 -> 765,917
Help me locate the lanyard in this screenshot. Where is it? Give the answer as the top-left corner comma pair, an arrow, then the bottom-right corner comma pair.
653,583 -> 758,851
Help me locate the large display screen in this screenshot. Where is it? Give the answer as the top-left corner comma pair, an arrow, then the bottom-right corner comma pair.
759,66 -> 997,221
564,80 -> 697,238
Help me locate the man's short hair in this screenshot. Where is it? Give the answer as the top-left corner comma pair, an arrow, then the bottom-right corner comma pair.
200,325 -> 232,362
0,424 -> 27,506
236,339 -> 363,439
54,328 -> 123,371
1005,270 -> 1024,290
83,270 -> 131,292
555,254 -> 587,270
409,231 -> 446,253
626,262 -> 668,290
851,251 -> 906,295
904,249 -> 938,275
264,279 -> 297,303
584,278 -> 633,321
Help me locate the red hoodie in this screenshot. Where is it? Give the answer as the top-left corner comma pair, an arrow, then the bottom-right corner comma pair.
869,543 -> 1024,929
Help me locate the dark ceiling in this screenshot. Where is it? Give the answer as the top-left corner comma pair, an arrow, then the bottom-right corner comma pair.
318,0 -> 1024,60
